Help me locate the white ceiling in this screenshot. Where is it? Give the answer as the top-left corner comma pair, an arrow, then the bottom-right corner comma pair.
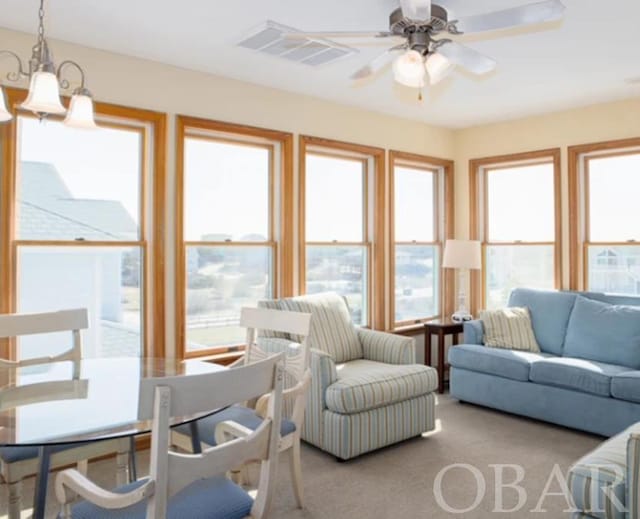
1,0 -> 639,128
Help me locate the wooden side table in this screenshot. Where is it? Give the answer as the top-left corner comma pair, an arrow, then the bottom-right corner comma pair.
424,320 -> 464,394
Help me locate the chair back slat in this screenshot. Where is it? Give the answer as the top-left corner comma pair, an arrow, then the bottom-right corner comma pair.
240,307 -> 311,337
0,309 -> 88,338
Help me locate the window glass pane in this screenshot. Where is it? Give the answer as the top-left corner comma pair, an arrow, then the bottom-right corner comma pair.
17,246 -> 143,359
395,245 -> 439,322
17,116 -> 141,241
485,245 -> 554,309
306,154 -> 364,242
394,166 -> 435,242
487,163 -> 555,242
184,138 -> 270,242
186,246 -> 273,351
306,245 -> 367,326
589,154 -> 640,242
588,246 -> 640,295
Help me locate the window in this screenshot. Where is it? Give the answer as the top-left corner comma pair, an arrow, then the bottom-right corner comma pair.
569,141 -> 640,295
177,117 -> 292,358
471,150 -> 561,310
1,89 -> 166,360
300,137 -> 384,328
390,152 -> 453,327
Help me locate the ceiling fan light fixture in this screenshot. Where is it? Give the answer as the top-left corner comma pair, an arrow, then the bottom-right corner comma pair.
425,52 -> 455,85
393,49 -> 425,88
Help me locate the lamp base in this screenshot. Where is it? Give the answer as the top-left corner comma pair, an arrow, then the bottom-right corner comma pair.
451,310 -> 473,323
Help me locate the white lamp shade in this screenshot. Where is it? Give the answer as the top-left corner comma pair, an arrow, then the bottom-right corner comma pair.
21,71 -> 66,114
425,52 -> 455,85
443,239 -> 482,270
393,50 -> 426,88
64,94 -> 98,129
0,86 -> 12,122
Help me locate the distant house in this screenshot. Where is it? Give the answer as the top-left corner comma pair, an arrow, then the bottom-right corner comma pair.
592,247 -> 640,294
17,161 -> 141,359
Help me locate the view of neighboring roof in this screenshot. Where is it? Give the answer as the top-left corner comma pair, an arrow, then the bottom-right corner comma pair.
17,161 -> 137,241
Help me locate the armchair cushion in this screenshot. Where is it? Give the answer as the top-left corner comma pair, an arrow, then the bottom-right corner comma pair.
358,329 -> 415,364
279,292 -> 362,363
325,360 -> 438,414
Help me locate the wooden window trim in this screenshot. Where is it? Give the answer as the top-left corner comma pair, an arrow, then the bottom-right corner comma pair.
568,138 -> 640,290
469,148 -> 562,314
175,115 -> 293,360
388,150 -> 454,330
299,135 -> 385,329
0,87 -> 166,360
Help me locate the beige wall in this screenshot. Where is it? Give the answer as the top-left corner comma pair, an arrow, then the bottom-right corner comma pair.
454,98 -> 640,289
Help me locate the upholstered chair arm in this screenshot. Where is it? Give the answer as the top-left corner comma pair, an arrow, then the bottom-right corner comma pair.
302,348 -> 336,447
463,320 -> 484,345
627,433 -> 640,517
56,468 -> 154,518
358,329 -> 416,365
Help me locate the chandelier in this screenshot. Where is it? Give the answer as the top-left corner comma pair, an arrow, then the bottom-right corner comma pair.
0,0 -> 97,129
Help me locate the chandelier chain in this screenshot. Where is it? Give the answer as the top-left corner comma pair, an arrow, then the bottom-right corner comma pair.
37,0 -> 45,45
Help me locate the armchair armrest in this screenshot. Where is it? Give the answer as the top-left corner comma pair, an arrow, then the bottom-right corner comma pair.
358,328 -> 415,365
628,433 -> 640,518
463,320 -> 484,345
56,468 -> 154,517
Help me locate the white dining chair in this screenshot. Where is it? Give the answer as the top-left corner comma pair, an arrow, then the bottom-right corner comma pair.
172,306 -> 312,508
0,308 -> 130,519
55,354 -> 285,519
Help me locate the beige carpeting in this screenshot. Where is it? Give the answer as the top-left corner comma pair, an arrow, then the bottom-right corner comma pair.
1,394 -> 602,518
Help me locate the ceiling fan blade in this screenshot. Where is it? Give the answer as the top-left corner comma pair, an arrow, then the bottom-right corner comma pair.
283,31 -> 398,40
455,0 -> 565,34
436,42 -> 497,75
350,48 -> 403,80
400,0 -> 432,21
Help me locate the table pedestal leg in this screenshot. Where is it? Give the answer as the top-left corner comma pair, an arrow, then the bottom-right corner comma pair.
32,445 -> 51,519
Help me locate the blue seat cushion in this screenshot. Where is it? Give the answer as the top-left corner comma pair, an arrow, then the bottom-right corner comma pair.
0,443 -> 81,463
173,404 -> 296,446
611,371 -> 640,403
508,288 -> 578,356
529,357 -> 629,397
564,296 -> 640,369
59,475 -> 253,519
448,344 -> 552,382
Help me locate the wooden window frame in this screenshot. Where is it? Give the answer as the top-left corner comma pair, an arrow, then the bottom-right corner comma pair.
469,149 -> 562,314
389,151 -> 454,330
299,136 -> 385,330
175,116 -> 293,360
568,138 -> 640,291
0,87 -> 167,360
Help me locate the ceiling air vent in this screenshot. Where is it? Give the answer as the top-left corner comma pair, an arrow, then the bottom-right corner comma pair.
238,21 -> 358,66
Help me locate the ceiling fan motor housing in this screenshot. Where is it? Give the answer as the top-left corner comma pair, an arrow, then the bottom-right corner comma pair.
390,4 -> 449,55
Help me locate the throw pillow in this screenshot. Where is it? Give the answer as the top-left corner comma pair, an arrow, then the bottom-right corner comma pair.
563,296 -> 640,369
480,307 -> 541,352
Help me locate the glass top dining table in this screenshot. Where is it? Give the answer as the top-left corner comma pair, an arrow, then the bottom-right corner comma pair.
0,356 -> 227,518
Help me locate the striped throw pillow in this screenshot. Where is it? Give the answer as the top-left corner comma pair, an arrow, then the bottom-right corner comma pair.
480,307 -> 541,353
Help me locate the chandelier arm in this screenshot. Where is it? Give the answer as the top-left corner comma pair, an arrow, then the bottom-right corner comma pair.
0,50 -> 29,82
56,60 -> 88,92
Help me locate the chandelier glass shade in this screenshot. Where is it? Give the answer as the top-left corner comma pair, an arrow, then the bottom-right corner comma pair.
392,49 -> 426,88
425,52 -> 455,85
0,0 -> 97,128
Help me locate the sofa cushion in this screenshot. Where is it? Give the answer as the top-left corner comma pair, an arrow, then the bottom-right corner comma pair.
325,360 -> 437,414
569,421 -> 640,519
278,292 -> 362,363
508,288 -> 577,356
564,296 -> 640,369
529,357 -> 629,397
611,371 -> 640,404
480,307 -> 540,352
448,344 -> 551,382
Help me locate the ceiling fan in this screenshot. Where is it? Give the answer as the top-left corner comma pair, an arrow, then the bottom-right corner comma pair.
285,0 -> 565,94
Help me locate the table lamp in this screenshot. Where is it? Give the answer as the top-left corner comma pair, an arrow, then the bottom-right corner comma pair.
442,239 -> 481,322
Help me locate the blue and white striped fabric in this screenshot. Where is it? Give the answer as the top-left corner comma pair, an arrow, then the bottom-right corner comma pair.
358,328 -> 416,364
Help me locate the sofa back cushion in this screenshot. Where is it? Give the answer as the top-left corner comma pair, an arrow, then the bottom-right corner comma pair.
278,292 -> 363,363
508,288 -> 577,355
564,296 -> 640,368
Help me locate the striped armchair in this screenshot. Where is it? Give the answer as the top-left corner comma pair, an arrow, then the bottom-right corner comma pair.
259,292 -> 438,460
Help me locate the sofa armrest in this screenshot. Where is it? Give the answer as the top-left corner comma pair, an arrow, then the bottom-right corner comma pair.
463,320 -> 484,345
358,328 -> 416,365
628,433 -> 640,517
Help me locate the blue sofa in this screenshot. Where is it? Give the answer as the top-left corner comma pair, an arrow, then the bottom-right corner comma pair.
448,288 -> 640,437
